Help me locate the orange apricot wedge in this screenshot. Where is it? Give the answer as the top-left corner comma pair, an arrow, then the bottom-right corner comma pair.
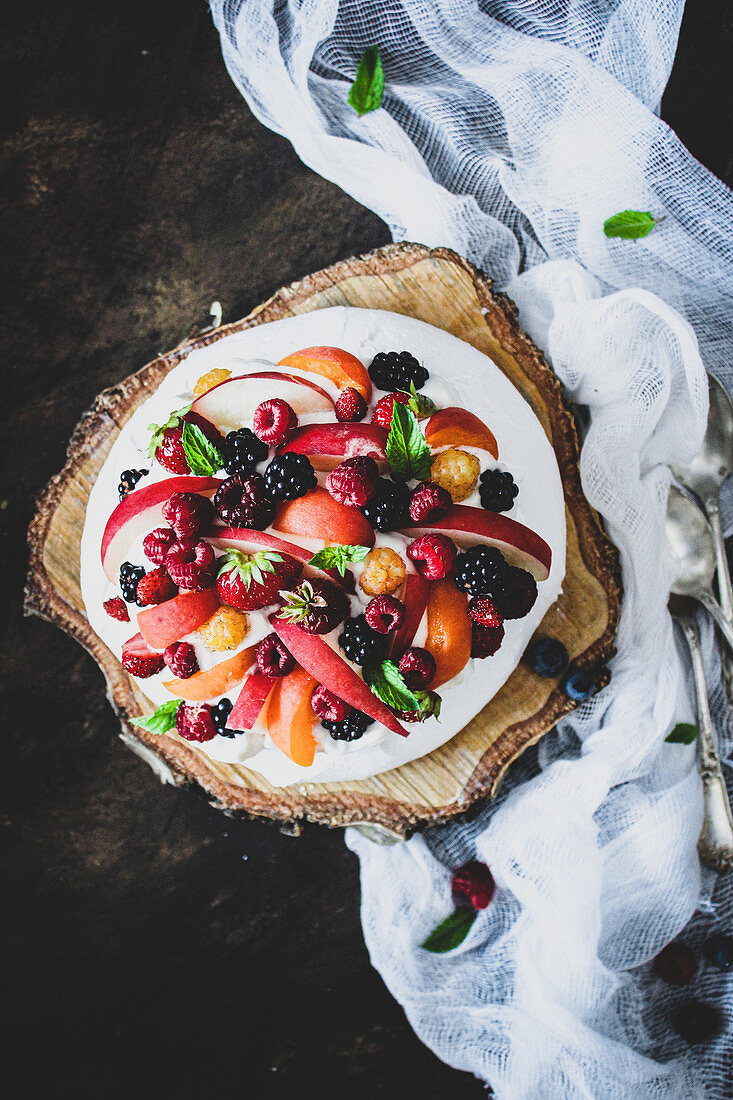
277,346 -> 372,403
424,407 -> 498,458
162,644 -> 258,701
266,665 -> 319,767
273,486 -> 375,547
424,578 -> 472,690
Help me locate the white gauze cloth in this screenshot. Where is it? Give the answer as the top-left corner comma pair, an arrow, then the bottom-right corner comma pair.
209,2 -> 733,1095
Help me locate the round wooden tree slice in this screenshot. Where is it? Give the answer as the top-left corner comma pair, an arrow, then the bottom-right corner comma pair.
25,243 -> 620,836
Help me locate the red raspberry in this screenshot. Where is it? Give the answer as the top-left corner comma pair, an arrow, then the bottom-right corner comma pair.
152,411 -> 223,476
364,595 -> 405,635
409,481 -> 452,523
451,861 -> 495,910
468,595 -> 503,629
398,647 -> 436,688
407,534 -> 457,580
213,474 -> 275,530
253,398 -> 297,445
653,942 -> 698,986
175,702 -> 217,743
162,492 -> 214,539
164,539 -> 216,590
135,567 -> 178,606
496,566 -> 537,620
372,391 -> 411,429
398,690 -> 441,723
163,641 -> 199,679
311,684 -> 352,723
143,526 -> 177,566
103,596 -> 129,622
335,387 -> 367,422
121,634 -> 165,678
325,456 -> 379,508
471,622 -> 505,658
256,633 -> 295,678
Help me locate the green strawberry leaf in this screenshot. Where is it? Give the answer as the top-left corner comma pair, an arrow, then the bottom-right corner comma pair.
603,210 -> 660,240
402,380 -> 437,420
217,549 -> 284,589
276,580 -> 327,624
147,404 -> 191,457
308,544 -> 370,577
665,722 -> 698,744
363,659 -> 421,713
386,401 -> 432,481
422,908 -> 477,953
131,699 -> 182,735
348,46 -> 384,117
181,420 -> 224,476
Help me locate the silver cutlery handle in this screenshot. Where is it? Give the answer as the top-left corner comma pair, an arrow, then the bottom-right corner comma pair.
705,498 -> 733,705
698,590 -> 733,654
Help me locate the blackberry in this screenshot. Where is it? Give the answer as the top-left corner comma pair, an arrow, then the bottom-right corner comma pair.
453,545 -> 507,597
118,468 -> 148,500
368,350 -> 429,393
213,698 -> 239,738
479,469 -> 519,513
223,428 -> 269,475
263,452 -> 317,501
119,562 -> 146,604
338,615 -> 387,666
361,478 -> 410,532
322,709 -> 375,742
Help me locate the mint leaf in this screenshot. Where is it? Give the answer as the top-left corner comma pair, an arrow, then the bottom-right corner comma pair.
131,699 -> 182,735
603,210 -> 660,240
386,402 -> 432,481
422,908 -> 477,953
665,722 -> 698,744
364,659 -> 421,713
348,46 -> 384,117
181,420 -> 224,476
308,544 -> 370,577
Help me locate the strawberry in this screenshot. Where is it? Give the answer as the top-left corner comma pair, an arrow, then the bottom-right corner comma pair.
275,578 -> 350,634
135,567 -> 178,607
216,549 -> 302,611
335,387 -> 367,422
121,633 -> 165,678
103,596 -> 130,622
148,408 -> 224,475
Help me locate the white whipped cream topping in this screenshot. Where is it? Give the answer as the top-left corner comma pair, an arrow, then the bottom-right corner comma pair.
80,307 -> 566,787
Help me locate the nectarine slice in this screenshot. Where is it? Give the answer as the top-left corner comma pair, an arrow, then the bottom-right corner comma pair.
137,588 -> 220,650
425,408 -> 498,458
273,486 -> 375,547
388,572 -> 430,659
277,346 -> 372,402
162,644 -> 258,701
266,666 -> 319,767
424,578 -> 472,690
228,669 -> 275,731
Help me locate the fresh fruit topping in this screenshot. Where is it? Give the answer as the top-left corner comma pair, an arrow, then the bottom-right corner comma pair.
372,390 -> 411,429
121,633 -> 165,678
430,448 -> 480,503
137,587 -> 220,650
672,1000 -> 722,1044
212,698 -> 236,737
479,468 -> 519,512
192,372 -> 334,433
388,573 -> 430,658
321,709 -> 374,741
228,669 -> 276,730
652,942 -> 698,985
135,566 -> 178,607
364,595 -> 406,635
277,346 -> 372,402
467,595 -> 503,629
311,684 -> 352,723
175,702 -> 218,742
164,538 -> 217,591
193,367 -> 231,399
406,533 -> 457,580
361,478 -> 410,531
424,408 -> 498,458
703,933 -> 733,969
307,543 -> 370,577
325,456 -> 379,507
103,596 -> 130,622
409,480 -> 452,523
335,387 -> 367,422
119,562 -> 146,604
451,861 -> 496,910
368,350 -> 429,393
214,473 -> 275,530
253,398 -> 297,445
338,615 -> 387,666
471,622 -> 505,659
256,633 -> 295,678
398,647 -> 436,689
118,468 -> 148,501
524,637 -> 569,677
424,579 -> 472,688
163,641 -> 199,679
274,486 -> 376,547
279,422 -> 388,471
198,605 -> 250,651
276,579 -> 350,635
143,526 -> 177,565
162,646 -> 257,701
454,545 -> 506,597
266,666 -> 319,766
216,549 -> 302,611
495,565 -> 537,619
162,492 -> 214,539
561,667 -> 600,702
397,690 -> 442,723
148,410 -> 224,476
359,546 -> 406,596
264,452 -> 318,501
223,427 -> 270,475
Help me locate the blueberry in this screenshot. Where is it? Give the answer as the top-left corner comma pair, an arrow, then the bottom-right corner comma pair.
672,1000 -> 722,1044
562,667 -> 598,702
524,637 -> 569,677
702,932 -> 733,970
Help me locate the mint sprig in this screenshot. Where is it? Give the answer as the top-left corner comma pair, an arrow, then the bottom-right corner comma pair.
131,699 -> 182,735
603,210 -> 660,240
363,659 -> 420,712
218,549 -> 284,589
665,722 -> 698,745
308,544 -> 370,577
422,908 -> 477,953
386,401 -> 432,481
348,46 -> 384,117
181,420 -> 224,476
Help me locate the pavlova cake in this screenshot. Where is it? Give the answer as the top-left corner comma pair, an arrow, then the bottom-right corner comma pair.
80,308 -> 566,786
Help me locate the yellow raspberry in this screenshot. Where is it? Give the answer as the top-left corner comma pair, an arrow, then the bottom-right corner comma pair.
359,546 -> 406,596
193,368 -> 231,400
430,448 -> 480,503
198,605 -> 249,650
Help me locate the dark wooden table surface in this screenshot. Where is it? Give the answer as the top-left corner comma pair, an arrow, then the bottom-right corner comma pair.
3,3 -> 731,1096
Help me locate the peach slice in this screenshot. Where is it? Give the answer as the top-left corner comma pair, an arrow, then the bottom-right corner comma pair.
424,578 -> 472,690
424,407 -> 498,458
162,644 -> 258,701
273,486 -> 375,548
228,668 -> 275,731
277,346 -> 372,402
388,572 -> 430,659
278,423 -> 388,471
137,588 -> 220,650
266,666 -> 319,767
190,371 -> 334,434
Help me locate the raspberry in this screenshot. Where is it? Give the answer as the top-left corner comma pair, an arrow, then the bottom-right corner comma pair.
253,398 -> 297,445
468,595 -> 503,629
277,579 -> 349,635
162,492 -> 214,539
364,595 -> 405,634
409,480 -> 452,523
150,411 -> 223,476
118,468 -> 147,500
471,622 -> 505,658
192,367 -> 231,400
103,596 -> 130,622
451,861 -> 495,910
359,546 -> 406,595
361,478 -> 410,532
397,690 -> 441,723
164,539 -> 216,591
398,647 -> 436,689
214,474 -> 275,530
652,942 -> 698,986
311,685 -> 352,723
479,468 -> 519,513
407,534 -> 457,580
198,605 -> 249,651
135,567 -> 178,606
163,641 -> 199,679
119,562 -> 146,604
322,709 -> 374,741
143,526 -> 177,566
326,456 -> 379,508
495,566 -> 537,619
454,545 -> 506,597
368,350 -> 429,393
175,702 -> 217,743
256,633 -> 295,678
339,615 -> 386,666
372,390 -> 411,429
335,387 -> 367,422
121,634 -> 165,678
264,453 -> 317,501
223,427 -> 269,475
430,448 -> 480,503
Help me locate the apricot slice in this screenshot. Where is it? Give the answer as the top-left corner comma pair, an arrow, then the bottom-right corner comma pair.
137,588 -> 220,650
424,408 -> 498,459
277,346 -> 372,403
424,578 -> 472,690
266,665 -> 319,767
273,486 -> 375,547
162,644 -> 258,701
